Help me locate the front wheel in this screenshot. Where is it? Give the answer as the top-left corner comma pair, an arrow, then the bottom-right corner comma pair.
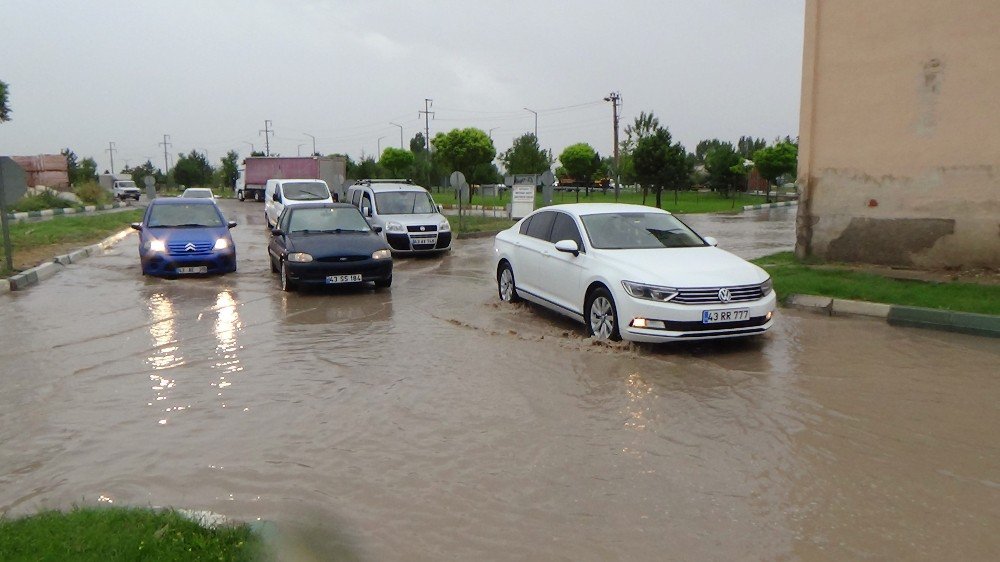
586,287 -> 621,341
497,262 -> 520,303
237,190 -> 245,202
280,260 -> 295,292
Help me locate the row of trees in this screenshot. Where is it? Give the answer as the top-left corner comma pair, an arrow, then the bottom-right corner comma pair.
61,148 -> 242,191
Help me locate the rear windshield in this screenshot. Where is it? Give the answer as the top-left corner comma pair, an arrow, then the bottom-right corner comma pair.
282,181 -> 331,201
580,212 -> 706,249
375,191 -> 436,214
147,203 -> 224,228
286,207 -> 371,233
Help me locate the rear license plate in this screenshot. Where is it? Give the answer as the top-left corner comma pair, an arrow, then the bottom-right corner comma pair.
702,308 -> 750,324
176,266 -> 208,274
326,274 -> 363,284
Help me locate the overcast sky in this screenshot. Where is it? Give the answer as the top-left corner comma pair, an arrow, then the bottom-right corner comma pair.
2,0 -> 804,173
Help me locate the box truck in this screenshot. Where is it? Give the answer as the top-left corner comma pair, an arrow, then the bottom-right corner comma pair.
236,156 -> 347,202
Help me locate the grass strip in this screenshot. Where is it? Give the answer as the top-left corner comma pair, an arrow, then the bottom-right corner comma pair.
1,210 -> 143,276
0,506 -> 265,562
446,215 -> 516,234
753,252 -> 1000,315
431,189 -> 772,214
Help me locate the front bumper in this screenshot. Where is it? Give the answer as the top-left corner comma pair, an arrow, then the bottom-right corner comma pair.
140,248 -> 236,276
285,259 -> 392,285
617,290 -> 777,342
385,231 -> 452,253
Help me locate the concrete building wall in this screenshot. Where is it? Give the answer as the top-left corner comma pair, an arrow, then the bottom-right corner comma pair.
796,0 -> 1000,268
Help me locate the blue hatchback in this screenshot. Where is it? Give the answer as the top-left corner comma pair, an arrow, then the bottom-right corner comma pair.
131,198 -> 237,276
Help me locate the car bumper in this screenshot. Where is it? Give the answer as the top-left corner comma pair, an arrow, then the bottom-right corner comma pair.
285,259 -> 392,285
384,232 -> 452,253
616,290 -> 777,342
140,249 -> 237,276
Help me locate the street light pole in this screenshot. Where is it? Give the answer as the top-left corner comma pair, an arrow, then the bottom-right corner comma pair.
523,107 -> 538,138
242,141 -> 255,154
377,136 -> 385,156
488,127 -> 499,140
389,122 -> 403,149
303,133 -> 316,156
297,144 -> 305,157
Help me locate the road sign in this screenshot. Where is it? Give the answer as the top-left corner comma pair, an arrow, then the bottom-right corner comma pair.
503,175 -> 515,188
539,170 -> 555,205
143,175 -> 156,199
450,171 -> 469,202
510,174 -> 536,219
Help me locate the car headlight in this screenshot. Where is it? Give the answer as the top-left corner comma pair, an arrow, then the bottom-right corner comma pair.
287,252 -> 313,263
149,240 -> 166,253
213,238 -> 229,250
372,249 -> 392,260
438,219 -> 451,232
622,280 -> 679,302
760,277 -> 773,296
385,221 -> 405,233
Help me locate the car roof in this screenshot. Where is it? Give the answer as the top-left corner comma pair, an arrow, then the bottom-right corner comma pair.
284,202 -> 358,211
152,197 -> 217,205
357,183 -> 428,193
183,187 -> 212,192
535,203 -> 672,217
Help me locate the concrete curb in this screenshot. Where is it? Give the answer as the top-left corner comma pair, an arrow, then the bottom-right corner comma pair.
743,201 -> 798,211
786,293 -> 999,338
3,227 -> 135,292
5,201 -> 136,222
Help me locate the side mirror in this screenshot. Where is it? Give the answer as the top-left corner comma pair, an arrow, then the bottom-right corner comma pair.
437,204 -> 443,213
130,222 -> 142,231
270,228 -> 284,236
703,236 -> 719,247
372,226 -> 383,234
362,206 -> 372,217
554,239 -> 580,257
227,221 -> 237,229
272,192 -> 280,202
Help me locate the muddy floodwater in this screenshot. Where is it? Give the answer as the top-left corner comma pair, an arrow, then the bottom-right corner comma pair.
1,201 -> 996,560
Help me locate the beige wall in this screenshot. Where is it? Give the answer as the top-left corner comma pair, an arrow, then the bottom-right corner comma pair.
797,0 -> 1000,268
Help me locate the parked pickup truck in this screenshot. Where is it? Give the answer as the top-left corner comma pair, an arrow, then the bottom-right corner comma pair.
99,174 -> 141,201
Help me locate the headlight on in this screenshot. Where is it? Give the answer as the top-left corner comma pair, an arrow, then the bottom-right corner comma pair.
149,240 -> 166,253
213,238 -> 229,250
372,249 -> 392,260
760,277 -> 773,296
622,280 -> 679,302
385,222 -> 405,233
438,219 -> 451,232
287,252 -> 313,263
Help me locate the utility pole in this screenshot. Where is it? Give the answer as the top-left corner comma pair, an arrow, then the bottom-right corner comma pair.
259,120 -> 273,156
159,134 -> 172,174
389,122 -> 403,149
377,136 -> 385,156
604,92 -> 622,201
419,99 -> 434,151
488,127 -> 499,140
303,133 -> 316,156
106,141 -> 118,173
523,107 -> 538,138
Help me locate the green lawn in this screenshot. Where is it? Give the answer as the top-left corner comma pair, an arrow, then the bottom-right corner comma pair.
447,215 -> 516,234
753,252 -> 1000,315
430,188 -> 769,214
0,507 -> 266,561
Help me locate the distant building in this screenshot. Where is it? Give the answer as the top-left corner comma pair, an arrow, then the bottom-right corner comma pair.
796,0 -> 999,268
11,154 -> 70,190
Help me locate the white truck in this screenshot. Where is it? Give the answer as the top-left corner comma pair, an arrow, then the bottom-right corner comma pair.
99,174 -> 141,201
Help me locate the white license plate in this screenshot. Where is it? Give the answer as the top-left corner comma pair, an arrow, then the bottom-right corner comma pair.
176,266 -> 208,274
702,308 -> 750,324
326,274 -> 363,284
412,237 -> 437,246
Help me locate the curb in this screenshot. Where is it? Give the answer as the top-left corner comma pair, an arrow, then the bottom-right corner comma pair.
3,227 -> 135,292
5,201 -> 137,222
786,293 -> 999,338
743,201 -> 797,211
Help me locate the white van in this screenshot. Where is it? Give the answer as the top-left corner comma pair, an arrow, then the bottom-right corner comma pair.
345,179 -> 451,254
264,179 -> 333,227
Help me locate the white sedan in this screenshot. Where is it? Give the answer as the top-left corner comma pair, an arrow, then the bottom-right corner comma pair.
493,203 -> 776,342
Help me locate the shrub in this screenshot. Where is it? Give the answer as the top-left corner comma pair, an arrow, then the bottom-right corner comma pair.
74,182 -> 112,206
10,191 -> 78,212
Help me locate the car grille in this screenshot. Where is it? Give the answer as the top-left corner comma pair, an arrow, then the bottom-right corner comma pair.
315,255 -> 369,263
167,241 -> 214,255
659,315 -> 770,331
407,224 -> 437,232
671,284 -> 764,305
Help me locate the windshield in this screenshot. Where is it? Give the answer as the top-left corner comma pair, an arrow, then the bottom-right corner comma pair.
286,207 -> 371,233
374,191 -> 436,214
282,181 -> 331,201
118,181 -> 137,188
146,203 -> 224,228
580,212 -> 706,249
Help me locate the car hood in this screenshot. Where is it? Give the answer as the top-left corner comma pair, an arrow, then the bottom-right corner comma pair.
287,231 -> 389,257
594,246 -> 769,287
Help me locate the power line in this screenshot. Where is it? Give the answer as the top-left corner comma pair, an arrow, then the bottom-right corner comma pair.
419,98 -> 434,151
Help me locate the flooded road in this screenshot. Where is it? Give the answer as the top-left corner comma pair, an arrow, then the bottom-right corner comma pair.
0,200 -> 996,560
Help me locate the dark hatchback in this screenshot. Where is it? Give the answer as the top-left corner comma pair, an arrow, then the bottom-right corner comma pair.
132,198 -> 237,276
267,203 -> 393,291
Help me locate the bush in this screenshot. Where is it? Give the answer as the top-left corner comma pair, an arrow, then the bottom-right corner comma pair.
10,191 -> 78,212
74,182 -> 112,206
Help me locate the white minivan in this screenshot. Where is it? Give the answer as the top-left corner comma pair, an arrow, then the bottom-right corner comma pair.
264,179 -> 333,227
345,180 -> 451,254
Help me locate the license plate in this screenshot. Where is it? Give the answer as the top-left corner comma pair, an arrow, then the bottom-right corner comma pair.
412,237 -> 437,246
326,274 -> 363,284
176,266 -> 208,274
702,308 -> 750,324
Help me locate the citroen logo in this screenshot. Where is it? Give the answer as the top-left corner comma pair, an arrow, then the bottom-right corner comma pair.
184,243 -> 197,252
718,288 -> 732,303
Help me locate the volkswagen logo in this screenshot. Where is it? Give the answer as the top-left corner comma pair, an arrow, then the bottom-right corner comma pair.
184,243 -> 197,252
718,288 -> 732,302
419,226 -> 426,231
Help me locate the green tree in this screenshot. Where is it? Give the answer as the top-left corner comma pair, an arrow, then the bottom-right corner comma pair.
219,150 -> 240,189
173,150 -> 214,187
431,128 -> 496,182
501,133 -> 551,175
694,139 -> 727,165
633,127 -> 691,208
703,142 -> 744,197
78,157 -> 98,184
752,141 -> 798,202
379,147 -> 415,177
558,143 -> 598,186
0,80 -> 11,123
410,132 -> 427,154
130,160 -> 162,188
353,156 -> 383,180
738,136 -> 767,158
61,148 -> 79,184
